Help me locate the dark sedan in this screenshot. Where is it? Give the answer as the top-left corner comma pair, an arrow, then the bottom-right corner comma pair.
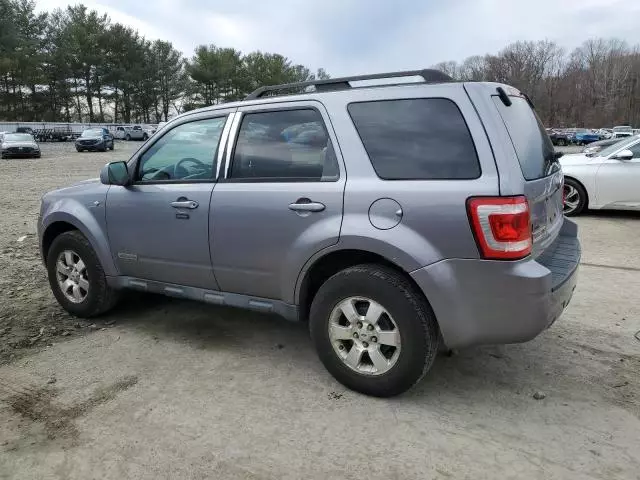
547,129 -> 571,146
76,128 -> 115,152
1,133 -> 41,159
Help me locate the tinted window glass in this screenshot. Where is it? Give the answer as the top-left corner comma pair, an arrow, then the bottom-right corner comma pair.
629,142 -> 640,158
230,109 -> 338,181
137,117 -> 225,182
492,96 -> 558,180
348,99 -> 480,180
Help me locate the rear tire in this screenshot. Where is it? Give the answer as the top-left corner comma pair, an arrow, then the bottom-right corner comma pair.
309,264 -> 439,397
46,231 -> 120,318
563,178 -> 587,216
125,134 -> 131,141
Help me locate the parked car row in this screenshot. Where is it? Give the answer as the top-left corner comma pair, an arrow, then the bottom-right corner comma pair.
546,125 -> 637,146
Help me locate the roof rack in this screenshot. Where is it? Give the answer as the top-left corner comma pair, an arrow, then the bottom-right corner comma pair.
244,69 -> 453,100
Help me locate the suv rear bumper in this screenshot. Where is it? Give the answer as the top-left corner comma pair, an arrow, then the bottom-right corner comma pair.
411,219 -> 580,349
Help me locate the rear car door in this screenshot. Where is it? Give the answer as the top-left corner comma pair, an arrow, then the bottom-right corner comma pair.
210,102 -> 345,301
595,140 -> 640,209
105,109 -> 234,288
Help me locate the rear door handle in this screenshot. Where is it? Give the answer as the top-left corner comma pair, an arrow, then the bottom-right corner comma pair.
171,200 -> 199,209
288,201 -> 326,212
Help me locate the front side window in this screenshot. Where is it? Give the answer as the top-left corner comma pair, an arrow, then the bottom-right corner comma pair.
348,98 -> 480,180
136,117 -> 226,182
229,109 -> 339,181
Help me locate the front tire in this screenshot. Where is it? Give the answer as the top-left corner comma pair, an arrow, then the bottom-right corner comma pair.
46,231 -> 119,317
125,134 -> 131,141
309,264 -> 439,397
563,178 -> 587,216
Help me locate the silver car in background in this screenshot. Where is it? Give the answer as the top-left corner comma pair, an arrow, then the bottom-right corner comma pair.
561,135 -> 640,215
114,125 -> 151,141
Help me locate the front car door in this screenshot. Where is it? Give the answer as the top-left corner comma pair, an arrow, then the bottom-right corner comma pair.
595,139 -> 640,210
105,109 -> 235,288
210,102 -> 345,302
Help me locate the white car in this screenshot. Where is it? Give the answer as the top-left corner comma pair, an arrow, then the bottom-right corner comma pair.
114,125 -> 152,141
561,135 -> 640,215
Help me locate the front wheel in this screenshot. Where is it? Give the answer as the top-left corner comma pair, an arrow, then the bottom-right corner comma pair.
563,178 -> 587,216
125,134 -> 131,141
309,264 -> 440,397
46,231 -> 119,317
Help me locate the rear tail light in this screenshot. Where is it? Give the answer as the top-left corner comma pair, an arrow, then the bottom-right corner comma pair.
467,196 -> 532,260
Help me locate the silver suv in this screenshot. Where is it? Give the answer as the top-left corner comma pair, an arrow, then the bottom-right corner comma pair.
38,70 -> 580,397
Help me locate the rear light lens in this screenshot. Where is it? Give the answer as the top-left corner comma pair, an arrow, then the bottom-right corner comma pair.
467,196 -> 532,260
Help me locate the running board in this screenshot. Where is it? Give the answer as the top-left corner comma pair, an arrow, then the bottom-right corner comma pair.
106,276 -> 299,322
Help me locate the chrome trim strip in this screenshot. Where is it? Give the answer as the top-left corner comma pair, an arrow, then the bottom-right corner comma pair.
224,112 -> 243,179
215,112 -> 235,180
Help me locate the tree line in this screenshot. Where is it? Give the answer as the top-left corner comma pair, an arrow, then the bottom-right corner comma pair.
0,0 -> 327,123
433,39 -> 640,128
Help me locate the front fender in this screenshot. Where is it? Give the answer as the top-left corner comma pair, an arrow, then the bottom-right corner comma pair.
41,197 -> 118,276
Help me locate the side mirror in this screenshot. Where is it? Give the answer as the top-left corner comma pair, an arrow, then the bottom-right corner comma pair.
613,149 -> 634,161
100,161 -> 130,186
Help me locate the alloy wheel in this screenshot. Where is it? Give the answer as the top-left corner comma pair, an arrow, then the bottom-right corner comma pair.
55,250 -> 89,303
328,297 -> 401,376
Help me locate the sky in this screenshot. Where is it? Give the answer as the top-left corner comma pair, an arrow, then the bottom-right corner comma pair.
35,0 -> 640,76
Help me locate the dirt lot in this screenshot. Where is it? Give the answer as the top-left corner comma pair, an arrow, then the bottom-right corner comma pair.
0,142 -> 639,479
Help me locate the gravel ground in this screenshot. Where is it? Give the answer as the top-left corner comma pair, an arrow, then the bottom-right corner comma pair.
0,141 -> 639,479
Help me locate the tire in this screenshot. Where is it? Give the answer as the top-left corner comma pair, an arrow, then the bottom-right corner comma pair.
309,264 -> 440,397
142,133 -> 148,141
76,148 -> 82,152
109,143 -> 114,151
46,231 -> 119,318
563,178 -> 587,216
125,134 -> 131,141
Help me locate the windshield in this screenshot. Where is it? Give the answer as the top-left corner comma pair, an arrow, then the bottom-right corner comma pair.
597,136 -> 638,157
82,129 -> 104,137
4,133 -> 33,142
492,96 -> 559,180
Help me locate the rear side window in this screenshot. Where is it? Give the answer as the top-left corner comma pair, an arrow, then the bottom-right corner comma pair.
492,96 -> 558,180
348,98 -> 480,180
229,109 -> 339,182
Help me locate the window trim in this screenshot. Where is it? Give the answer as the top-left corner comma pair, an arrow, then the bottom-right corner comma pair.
347,97 -> 482,181
221,105 -> 340,184
131,114 -> 231,186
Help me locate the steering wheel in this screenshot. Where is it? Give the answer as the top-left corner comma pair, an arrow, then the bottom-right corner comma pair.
174,157 -> 207,178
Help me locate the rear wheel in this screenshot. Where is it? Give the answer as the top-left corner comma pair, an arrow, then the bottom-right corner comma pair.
309,264 -> 439,397
46,231 -> 119,317
563,178 -> 587,216
125,134 -> 131,141
142,133 -> 148,141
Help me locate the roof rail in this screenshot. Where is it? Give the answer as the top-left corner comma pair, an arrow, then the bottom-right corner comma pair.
244,69 -> 453,100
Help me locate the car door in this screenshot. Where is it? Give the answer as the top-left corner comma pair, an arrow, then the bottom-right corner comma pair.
105,109 -> 235,288
210,102 -> 345,301
595,140 -> 640,210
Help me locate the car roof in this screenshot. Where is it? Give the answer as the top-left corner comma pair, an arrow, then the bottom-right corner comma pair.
171,69 -> 518,122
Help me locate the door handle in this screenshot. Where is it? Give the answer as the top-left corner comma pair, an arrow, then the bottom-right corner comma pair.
288,201 -> 326,212
171,200 -> 199,209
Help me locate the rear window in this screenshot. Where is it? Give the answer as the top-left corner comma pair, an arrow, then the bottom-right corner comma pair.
348,98 -> 480,180
492,96 -> 558,180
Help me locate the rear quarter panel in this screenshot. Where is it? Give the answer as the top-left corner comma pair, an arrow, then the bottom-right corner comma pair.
316,84 -> 500,269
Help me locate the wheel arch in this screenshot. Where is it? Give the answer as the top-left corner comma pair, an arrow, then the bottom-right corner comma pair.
295,248 -> 434,324
41,210 -> 118,276
563,175 -> 590,209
